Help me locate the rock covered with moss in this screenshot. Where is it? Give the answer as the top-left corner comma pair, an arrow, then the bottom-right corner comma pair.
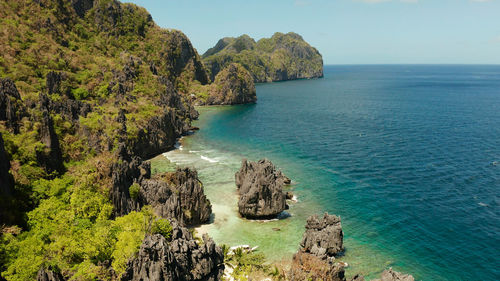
202,63 -> 256,105
203,32 -> 323,83
235,159 -> 289,219
120,222 -> 224,281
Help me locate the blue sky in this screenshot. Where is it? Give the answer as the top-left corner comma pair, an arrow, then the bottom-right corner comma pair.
125,0 -> 500,64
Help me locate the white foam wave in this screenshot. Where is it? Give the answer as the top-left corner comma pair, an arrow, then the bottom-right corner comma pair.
201,155 -> 219,163
478,202 -> 489,207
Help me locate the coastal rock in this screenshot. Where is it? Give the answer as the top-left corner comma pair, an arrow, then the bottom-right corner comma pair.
0,78 -> 24,133
202,32 -> 323,83
140,168 -> 212,226
130,108 -> 187,159
289,213 -> 346,281
111,147 -> 212,226
121,222 -> 224,281
372,268 -> 415,281
289,251 -> 345,281
204,63 -> 257,105
301,213 -> 344,258
36,268 -> 65,281
235,159 -> 288,219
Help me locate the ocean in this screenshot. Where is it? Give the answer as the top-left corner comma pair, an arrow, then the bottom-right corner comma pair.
151,65 -> 500,280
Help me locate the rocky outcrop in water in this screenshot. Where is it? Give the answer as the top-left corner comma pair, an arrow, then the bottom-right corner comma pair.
202,63 -> 256,105
121,221 -> 224,281
235,159 -> 289,219
372,268 -> 415,281
289,213 -> 345,281
301,213 -> 344,259
0,78 -> 24,133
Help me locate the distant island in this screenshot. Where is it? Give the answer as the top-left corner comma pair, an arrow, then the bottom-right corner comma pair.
202,33 -> 324,83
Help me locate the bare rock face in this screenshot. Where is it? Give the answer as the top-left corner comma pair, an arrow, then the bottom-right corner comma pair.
372,268 -> 415,281
120,222 -> 224,281
235,159 -> 288,219
71,0 -> 94,18
0,78 -> 24,133
290,213 -> 346,281
301,213 -> 344,259
140,168 -> 212,226
36,94 -> 65,176
111,145 -> 211,226
36,268 -> 65,281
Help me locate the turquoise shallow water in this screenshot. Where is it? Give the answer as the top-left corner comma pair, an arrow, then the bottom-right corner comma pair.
152,65 -> 500,280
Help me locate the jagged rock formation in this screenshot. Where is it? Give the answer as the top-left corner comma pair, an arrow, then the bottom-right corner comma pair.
372,268 -> 415,281
141,168 -> 212,226
0,78 -> 24,133
203,32 -> 323,83
301,213 -> 344,259
201,63 -> 256,105
111,144 -> 150,217
111,145 -> 211,226
290,213 -> 345,281
36,268 -> 65,281
36,94 -> 65,175
235,159 -> 289,219
121,222 -> 224,281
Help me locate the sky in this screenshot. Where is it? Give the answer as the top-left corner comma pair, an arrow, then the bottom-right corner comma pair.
125,0 -> 500,64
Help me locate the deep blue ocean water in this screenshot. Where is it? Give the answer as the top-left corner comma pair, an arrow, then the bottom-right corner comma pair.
162,65 -> 500,280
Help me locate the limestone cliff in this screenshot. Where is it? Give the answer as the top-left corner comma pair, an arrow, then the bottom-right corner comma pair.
203,32 -> 323,83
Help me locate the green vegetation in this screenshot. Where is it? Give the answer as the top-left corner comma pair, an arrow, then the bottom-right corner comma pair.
221,245 -> 287,281
202,32 -> 323,83
0,0 -> 207,280
128,183 -> 140,200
